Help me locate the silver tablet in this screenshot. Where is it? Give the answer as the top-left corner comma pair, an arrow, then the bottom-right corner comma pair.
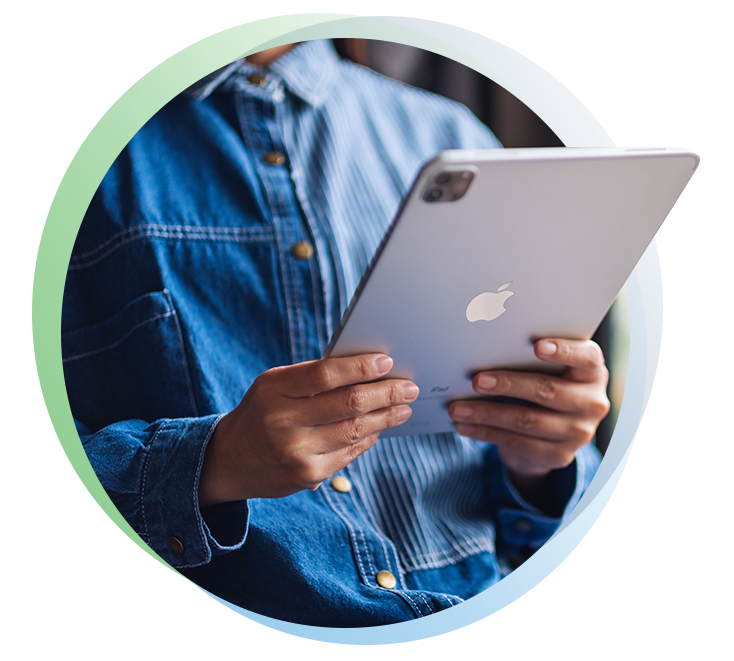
323,147 -> 698,437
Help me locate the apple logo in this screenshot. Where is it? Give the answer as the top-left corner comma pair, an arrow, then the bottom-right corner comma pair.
466,282 -> 514,322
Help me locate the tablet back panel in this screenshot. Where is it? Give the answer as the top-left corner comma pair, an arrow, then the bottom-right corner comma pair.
324,148 -> 698,437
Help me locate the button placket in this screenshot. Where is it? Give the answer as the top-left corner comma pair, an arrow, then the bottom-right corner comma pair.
235,87 -> 323,364
327,472 -> 408,589
320,474 -> 439,618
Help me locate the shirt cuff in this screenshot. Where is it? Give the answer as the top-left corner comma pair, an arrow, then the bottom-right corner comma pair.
497,457 -> 583,550
487,443 -> 600,562
140,414 -> 249,569
488,446 -> 598,544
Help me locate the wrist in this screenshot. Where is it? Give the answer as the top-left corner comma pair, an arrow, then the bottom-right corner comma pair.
199,413 -> 243,507
507,469 -> 552,503
507,462 -> 577,518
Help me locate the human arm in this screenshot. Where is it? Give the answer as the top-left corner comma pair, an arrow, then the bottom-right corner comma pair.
79,352 -> 418,566
77,414 -> 251,568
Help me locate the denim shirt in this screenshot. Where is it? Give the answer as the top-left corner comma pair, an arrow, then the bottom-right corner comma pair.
62,40 -> 600,627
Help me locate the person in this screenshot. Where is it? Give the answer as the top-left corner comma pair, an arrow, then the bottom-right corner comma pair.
62,39 -> 609,627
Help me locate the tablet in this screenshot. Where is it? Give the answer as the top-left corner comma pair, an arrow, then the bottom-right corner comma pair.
323,147 -> 698,437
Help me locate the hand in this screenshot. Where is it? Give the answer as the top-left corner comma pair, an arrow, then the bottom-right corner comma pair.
448,339 -> 610,492
198,354 -> 418,506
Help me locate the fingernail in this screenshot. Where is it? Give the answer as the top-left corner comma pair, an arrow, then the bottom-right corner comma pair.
477,374 -> 497,391
402,383 -> 419,402
455,423 -> 476,435
375,355 -> 393,375
452,404 -> 473,420
537,340 -> 557,355
396,406 -> 412,423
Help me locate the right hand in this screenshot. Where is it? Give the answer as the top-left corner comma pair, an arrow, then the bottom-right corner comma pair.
198,354 -> 418,506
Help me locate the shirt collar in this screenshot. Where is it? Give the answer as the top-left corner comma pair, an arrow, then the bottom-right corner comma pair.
185,39 -> 340,107
269,39 -> 339,106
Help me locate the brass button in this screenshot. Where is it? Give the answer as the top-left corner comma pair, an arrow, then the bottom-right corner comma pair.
167,536 -> 185,556
290,241 -> 314,260
263,151 -> 286,166
376,570 -> 397,589
247,72 -> 267,86
330,475 -> 352,493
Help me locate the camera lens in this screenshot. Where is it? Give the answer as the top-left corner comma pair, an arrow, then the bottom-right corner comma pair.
427,188 -> 443,200
436,173 -> 451,185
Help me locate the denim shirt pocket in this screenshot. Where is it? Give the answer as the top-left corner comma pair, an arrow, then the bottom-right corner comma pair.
62,289 -> 198,432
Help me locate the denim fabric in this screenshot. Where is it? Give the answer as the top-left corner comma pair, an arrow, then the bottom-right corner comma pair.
62,39 -> 600,626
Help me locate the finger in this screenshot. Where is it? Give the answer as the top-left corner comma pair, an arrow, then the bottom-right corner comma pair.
471,370 -> 598,413
449,400 -> 596,445
454,424 -> 578,475
270,354 -> 394,398
314,404 -> 413,452
326,432 -> 381,472
535,339 -> 608,383
304,379 -> 419,425
308,433 -> 382,490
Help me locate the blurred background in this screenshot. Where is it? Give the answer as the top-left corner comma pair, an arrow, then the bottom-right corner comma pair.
335,38 -> 701,628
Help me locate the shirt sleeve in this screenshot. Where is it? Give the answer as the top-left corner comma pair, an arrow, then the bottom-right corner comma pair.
485,442 -> 601,572
77,414 -> 249,569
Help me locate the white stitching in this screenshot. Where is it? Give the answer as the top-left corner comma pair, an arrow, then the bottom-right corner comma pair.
321,485 -> 372,584
237,93 -> 298,363
69,224 -> 274,270
344,504 -> 378,578
264,104 -> 308,362
347,467 -> 403,583
191,417 -> 223,558
305,224 -> 327,349
415,592 -> 435,614
164,291 -> 198,416
398,591 -> 426,618
62,312 -> 174,362
399,540 -> 497,572
140,421 -> 169,545
325,481 -> 427,619
142,422 -> 213,569
72,224 -> 272,260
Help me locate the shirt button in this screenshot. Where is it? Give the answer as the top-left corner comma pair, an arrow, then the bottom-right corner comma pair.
513,518 -> 533,533
167,536 -> 185,555
376,570 -> 397,589
330,475 -> 352,493
263,151 -> 286,166
247,72 -> 267,86
290,241 -> 314,260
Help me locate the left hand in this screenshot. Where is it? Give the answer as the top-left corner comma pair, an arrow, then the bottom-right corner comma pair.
448,338 -> 610,490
